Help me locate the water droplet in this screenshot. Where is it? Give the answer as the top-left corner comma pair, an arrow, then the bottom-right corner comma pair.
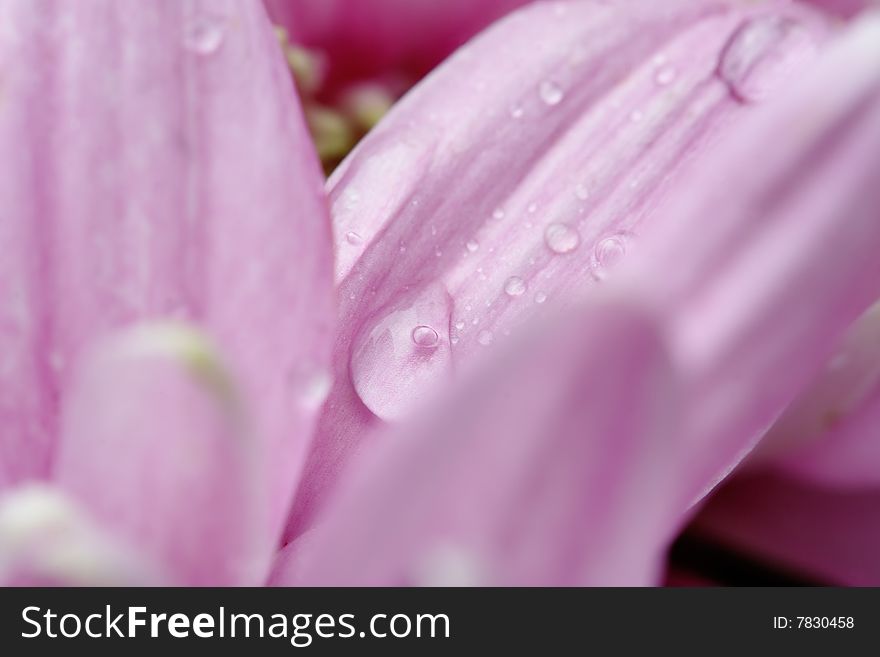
538,80 -> 565,106
510,104 -> 525,119
345,231 -> 363,245
454,320 -> 466,331
574,183 -> 590,201
534,291 -> 547,304
477,329 -> 494,346
184,14 -> 227,55
654,66 -> 677,86
492,208 -> 505,220
718,16 -> 817,104
527,202 -> 538,214
350,286 -> 452,420
591,234 -> 629,280
412,325 -> 440,348
544,223 -> 580,254
466,239 -> 479,253
503,276 -> 527,297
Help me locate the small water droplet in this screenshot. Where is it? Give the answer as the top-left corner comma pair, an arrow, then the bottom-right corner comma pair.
654,66 -> 677,86
510,104 -> 525,119
591,234 -> 629,280
544,223 -> 580,254
492,208 -> 505,220
184,14 -> 227,55
718,16 -> 817,104
466,239 -> 479,253
538,80 -> 565,106
527,202 -> 538,214
477,329 -> 494,346
430,225 -> 438,236
345,231 -> 363,245
574,183 -> 590,201
534,291 -> 547,304
454,320 -> 465,331
503,276 -> 527,297
412,325 -> 440,348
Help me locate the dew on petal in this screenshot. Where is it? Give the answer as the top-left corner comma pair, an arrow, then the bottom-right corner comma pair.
412,325 -> 440,348
503,276 -> 527,297
510,104 -> 525,119
591,234 -> 629,281
527,202 -> 538,214
477,329 -> 495,346
350,286 -> 452,420
535,291 -> 548,304
718,16 -> 817,104
345,231 -> 363,246
183,14 -> 227,55
544,223 -> 580,254
492,208 -> 506,220
574,183 -> 590,201
538,80 -> 565,106
465,239 -> 479,253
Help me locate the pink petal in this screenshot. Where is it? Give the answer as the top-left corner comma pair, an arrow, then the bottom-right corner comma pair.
799,0 -> 877,18
0,484 -> 156,586
287,0 -> 827,538
0,0 -> 334,531
624,12 -> 880,506
690,471 -> 880,585
54,323 -> 270,586
264,0 -> 533,96
273,303 -> 680,586
748,302 -> 880,488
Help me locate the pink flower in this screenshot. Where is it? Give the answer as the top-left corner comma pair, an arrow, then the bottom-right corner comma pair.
1,0 -> 879,586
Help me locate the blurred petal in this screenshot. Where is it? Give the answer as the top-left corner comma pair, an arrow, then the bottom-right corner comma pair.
800,0 -> 877,18
274,304 -> 679,586
625,12 -> 880,505
264,0 -> 533,95
288,0 -> 826,537
54,324 -> 269,586
690,472 -> 880,585
0,0 -> 334,527
749,302 -> 880,488
0,484 -> 155,586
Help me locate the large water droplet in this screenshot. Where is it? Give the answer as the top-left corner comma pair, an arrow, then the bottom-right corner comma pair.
411,325 -> 440,348
591,234 -> 628,281
544,223 -> 580,254
538,80 -> 565,106
350,285 -> 453,420
504,276 -> 527,297
718,16 -> 817,103
184,14 -> 227,55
